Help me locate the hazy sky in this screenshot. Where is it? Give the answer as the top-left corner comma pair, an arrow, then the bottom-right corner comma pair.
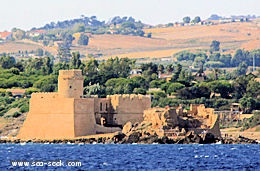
1,0 -> 259,31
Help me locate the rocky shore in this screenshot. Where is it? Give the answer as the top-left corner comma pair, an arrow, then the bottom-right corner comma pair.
0,131 -> 258,144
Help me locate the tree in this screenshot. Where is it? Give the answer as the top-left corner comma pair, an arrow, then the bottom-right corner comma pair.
84,58 -> 99,85
33,75 -> 57,92
0,56 -> 16,69
35,48 -> 44,56
166,83 -> 185,95
73,23 -> 85,33
78,34 -> 89,45
212,68 -> 221,80
105,78 -> 134,95
53,62 -> 69,75
150,79 -> 166,88
84,83 -> 101,96
246,80 -> 260,98
232,74 -> 255,99
239,97 -> 256,113
219,54 -> 232,67
208,80 -> 233,98
147,32 -> 152,38
193,16 -> 201,23
69,52 -> 82,69
98,57 -> 134,85
171,64 -> 182,82
209,53 -> 220,61
133,88 -> 146,95
231,49 -> 249,67
210,40 -> 220,52
234,62 -> 248,76
183,16 -> 191,23
131,76 -> 148,89
12,28 -> 25,40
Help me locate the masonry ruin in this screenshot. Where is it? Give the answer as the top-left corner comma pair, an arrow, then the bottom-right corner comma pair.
18,70 -> 151,139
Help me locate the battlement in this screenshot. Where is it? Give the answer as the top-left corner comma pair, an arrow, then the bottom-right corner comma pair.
108,94 -> 150,101
31,92 -> 59,98
58,70 -> 83,80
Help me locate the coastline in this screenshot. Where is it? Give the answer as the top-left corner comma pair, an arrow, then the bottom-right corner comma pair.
0,131 -> 258,145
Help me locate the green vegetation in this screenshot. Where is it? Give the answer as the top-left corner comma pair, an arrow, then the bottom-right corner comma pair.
174,48 -> 260,70
78,34 -> 89,45
0,46 -> 260,117
241,111 -> 260,131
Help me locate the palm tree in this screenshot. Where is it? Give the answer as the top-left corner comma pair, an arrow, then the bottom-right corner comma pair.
212,68 -> 221,80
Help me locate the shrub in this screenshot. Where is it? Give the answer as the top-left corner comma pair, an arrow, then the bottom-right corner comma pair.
12,111 -> 21,118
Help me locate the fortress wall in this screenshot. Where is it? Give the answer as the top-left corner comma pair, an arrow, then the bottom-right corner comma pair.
18,94 -> 75,139
18,113 -> 75,139
110,94 -> 151,114
74,99 -> 96,136
109,94 -> 151,125
29,93 -> 74,114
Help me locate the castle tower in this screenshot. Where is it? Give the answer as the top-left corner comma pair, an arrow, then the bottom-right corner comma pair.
58,70 -> 83,98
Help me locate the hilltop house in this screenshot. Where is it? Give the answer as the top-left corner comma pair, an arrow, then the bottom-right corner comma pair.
28,30 -> 46,37
0,31 -> 12,42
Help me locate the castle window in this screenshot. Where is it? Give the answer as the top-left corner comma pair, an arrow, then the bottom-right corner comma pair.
69,86 -> 72,89
105,103 -> 108,111
100,103 -> 102,111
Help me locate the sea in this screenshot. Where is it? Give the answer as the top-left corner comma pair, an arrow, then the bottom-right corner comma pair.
0,144 -> 259,170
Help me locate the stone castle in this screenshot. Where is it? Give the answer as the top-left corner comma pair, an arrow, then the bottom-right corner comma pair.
18,70 -> 151,139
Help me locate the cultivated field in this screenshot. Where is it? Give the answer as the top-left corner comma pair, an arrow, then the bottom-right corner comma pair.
1,20 -> 259,60
75,20 -> 260,59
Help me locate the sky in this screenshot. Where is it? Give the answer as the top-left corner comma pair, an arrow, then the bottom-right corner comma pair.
1,0 -> 259,31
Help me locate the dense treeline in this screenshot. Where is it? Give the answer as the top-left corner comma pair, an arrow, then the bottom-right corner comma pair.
175,49 -> 260,68
0,52 -> 260,113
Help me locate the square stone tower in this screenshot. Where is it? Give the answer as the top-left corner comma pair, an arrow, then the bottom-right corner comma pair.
58,70 -> 83,98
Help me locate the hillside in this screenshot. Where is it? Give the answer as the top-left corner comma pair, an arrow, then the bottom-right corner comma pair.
0,20 -> 259,59
76,20 -> 260,59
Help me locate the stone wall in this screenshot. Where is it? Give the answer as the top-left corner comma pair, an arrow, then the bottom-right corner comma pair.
143,107 -> 178,129
109,94 -> 151,125
74,99 -> 96,136
18,93 -> 76,139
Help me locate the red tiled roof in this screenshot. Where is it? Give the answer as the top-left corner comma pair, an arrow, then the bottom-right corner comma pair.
33,30 -> 46,34
159,74 -> 172,79
0,31 -> 12,38
7,89 -> 26,96
129,74 -> 142,78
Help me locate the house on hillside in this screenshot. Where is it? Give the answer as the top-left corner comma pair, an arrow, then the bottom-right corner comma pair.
0,31 -> 12,42
158,72 -> 172,82
6,89 -> 26,98
129,69 -> 142,78
28,30 -> 46,37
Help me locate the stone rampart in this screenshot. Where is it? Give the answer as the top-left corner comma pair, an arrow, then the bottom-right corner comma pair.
109,94 -> 151,125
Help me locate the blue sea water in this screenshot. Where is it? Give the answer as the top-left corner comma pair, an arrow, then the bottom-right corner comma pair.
0,144 -> 259,170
